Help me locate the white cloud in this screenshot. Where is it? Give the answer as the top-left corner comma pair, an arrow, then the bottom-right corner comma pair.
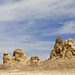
0,0 -> 74,21
55,21 -> 75,34
42,20 -> 75,36
0,38 -> 54,53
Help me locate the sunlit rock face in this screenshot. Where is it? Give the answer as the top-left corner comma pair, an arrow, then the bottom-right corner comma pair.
61,38 -> 75,58
3,49 -> 28,64
3,52 -> 11,64
12,49 -> 27,61
50,37 -> 75,59
30,56 -> 41,66
50,37 -> 64,59
3,49 -> 42,67
31,56 -> 40,61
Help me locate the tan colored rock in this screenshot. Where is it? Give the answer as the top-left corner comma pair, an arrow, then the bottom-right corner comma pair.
30,56 -> 40,66
68,38 -> 73,43
3,49 -> 28,64
31,56 -> 35,60
50,37 -> 75,59
56,37 -> 63,44
68,38 -> 74,46
3,52 -> 11,64
50,37 -> 64,59
65,50 -> 73,58
64,40 -> 68,46
60,38 -> 75,58
62,38 -> 75,58
35,56 -> 40,61
30,56 -> 40,61
50,49 -> 56,59
13,49 -> 27,61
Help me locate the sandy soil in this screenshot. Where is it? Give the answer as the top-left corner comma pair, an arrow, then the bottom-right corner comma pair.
1,57 -> 75,75
0,69 -> 75,75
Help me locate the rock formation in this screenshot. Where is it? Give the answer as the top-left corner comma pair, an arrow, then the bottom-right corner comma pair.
50,37 -> 64,59
61,38 -> 75,58
3,49 -> 28,64
50,37 -> 75,59
3,49 -> 42,66
3,53 -> 11,64
30,56 -> 40,66
12,49 -> 27,61
31,56 -> 40,61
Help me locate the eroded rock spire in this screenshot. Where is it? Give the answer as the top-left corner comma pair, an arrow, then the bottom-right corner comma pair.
50,37 -> 75,59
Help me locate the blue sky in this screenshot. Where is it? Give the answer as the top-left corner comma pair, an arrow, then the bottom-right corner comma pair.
0,0 -> 75,63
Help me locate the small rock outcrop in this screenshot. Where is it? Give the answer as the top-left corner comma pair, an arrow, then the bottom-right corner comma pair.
31,56 -> 40,61
3,49 -> 28,64
30,56 -> 40,66
50,37 -> 75,59
3,53 -> 11,64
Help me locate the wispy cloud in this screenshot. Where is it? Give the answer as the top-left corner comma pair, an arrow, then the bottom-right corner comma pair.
42,20 -> 75,36
0,0 -> 74,21
55,21 -> 75,34
0,38 -> 54,53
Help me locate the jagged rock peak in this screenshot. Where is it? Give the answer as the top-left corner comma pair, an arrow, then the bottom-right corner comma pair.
50,37 -> 75,59
50,37 -> 64,59
56,36 -> 63,44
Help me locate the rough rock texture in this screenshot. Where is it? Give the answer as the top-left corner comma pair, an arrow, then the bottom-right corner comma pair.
30,56 -> 40,66
31,56 -> 40,61
3,53 -> 11,64
3,49 -> 42,66
61,38 -> 75,58
12,49 -> 27,62
3,49 -> 28,64
50,37 -> 75,59
50,37 -> 64,59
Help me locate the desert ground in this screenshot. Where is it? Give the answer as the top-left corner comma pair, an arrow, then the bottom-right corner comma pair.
1,57 -> 75,75
0,70 -> 75,75
0,67 -> 75,75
